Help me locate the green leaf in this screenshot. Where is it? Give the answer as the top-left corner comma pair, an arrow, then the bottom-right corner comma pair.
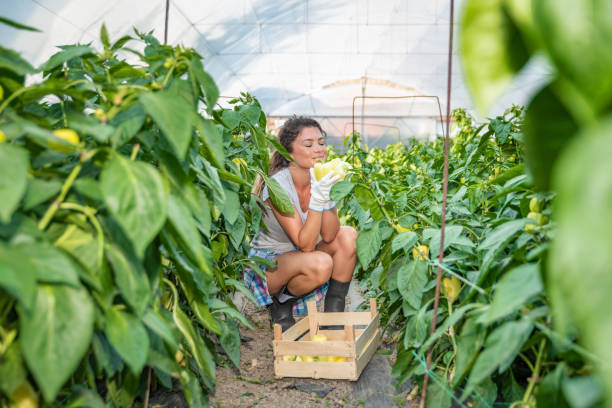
100,24 -> 110,50
426,376 -> 452,408
39,45 -> 95,72
356,223 -> 382,268
427,225 -> 464,258
225,212 -> 247,250
0,244 -> 36,310
194,116 -> 225,168
501,369 -> 525,403
167,193 -> 211,276
222,188 -> 240,224
221,109 -> 241,130
524,86 -> 579,190
0,16 -> 41,32
143,309 -> 178,350
23,178 -> 62,210
534,0 -> 612,115
174,304 -> 216,381
479,219 -> 527,250
219,319 -> 241,369
100,154 -> 167,258
461,319 -> 533,399
20,283 -> 94,402
0,342 -> 27,395
189,57 -> 219,114
109,105 -> 145,148
330,180 -> 355,202
354,185 -> 384,220
482,263 -> 542,324
0,46 -> 34,76
392,231 -> 418,253
549,116 -> 612,403
419,304 -> 480,355
397,260 -> 427,309
105,308 -> 149,375
460,0 -> 530,111
535,364 -> 570,408
15,241 -> 81,286
472,377 -> 497,408
139,90 -> 193,159
453,316 -> 486,388
263,175 -> 294,213
0,144 -> 28,223
562,375 -> 603,408
105,244 -> 151,316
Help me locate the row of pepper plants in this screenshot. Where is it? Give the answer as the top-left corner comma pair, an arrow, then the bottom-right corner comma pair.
329,105 -> 601,407
0,21 -> 294,407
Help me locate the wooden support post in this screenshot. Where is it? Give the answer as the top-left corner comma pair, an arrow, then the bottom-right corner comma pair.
345,324 -> 355,362
274,324 -> 283,341
370,298 -> 377,319
307,300 -> 318,339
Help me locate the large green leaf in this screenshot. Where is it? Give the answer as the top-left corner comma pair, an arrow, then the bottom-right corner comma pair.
20,283 -> 94,402
188,57 -> 219,114
100,154 -> 167,258
460,0 -> 530,112
104,308 -> 149,374
142,309 -> 178,350
14,242 -> 81,286
0,46 -> 34,75
461,319 -> 533,399
534,0 -> 612,115
167,193 -> 211,276
482,263 -> 542,324
0,144 -> 28,222
263,175 -> 294,214
139,90 -> 193,159
105,244 -> 151,316
356,223 -> 382,268
549,116 -> 612,403
452,316 -> 486,388
174,304 -> 216,382
524,86 -> 578,190
194,116 -> 225,169
0,342 -> 27,396
23,178 -> 62,210
219,319 -> 241,369
391,231 -> 418,253
109,105 -> 145,148
0,244 -> 36,310
397,259 -> 428,309
39,45 -> 95,72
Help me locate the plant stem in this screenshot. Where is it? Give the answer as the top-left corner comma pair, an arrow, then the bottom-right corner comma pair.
38,163 -> 82,230
521,338 -> 546,406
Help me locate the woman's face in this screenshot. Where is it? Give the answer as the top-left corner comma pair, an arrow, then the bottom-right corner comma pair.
290,126 -> 326,169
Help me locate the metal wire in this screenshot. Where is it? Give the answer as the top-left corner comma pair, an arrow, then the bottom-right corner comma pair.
164,0 -> 170,44
420,0 -> 455,406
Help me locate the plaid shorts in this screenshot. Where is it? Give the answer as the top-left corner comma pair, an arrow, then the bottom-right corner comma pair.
243,247 -> 328,316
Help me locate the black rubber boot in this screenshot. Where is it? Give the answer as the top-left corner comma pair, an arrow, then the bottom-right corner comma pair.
324,279 -> 351,313
269,286 -> 297,332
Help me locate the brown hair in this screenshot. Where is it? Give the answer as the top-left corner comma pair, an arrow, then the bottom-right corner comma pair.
253,116 -> 325,198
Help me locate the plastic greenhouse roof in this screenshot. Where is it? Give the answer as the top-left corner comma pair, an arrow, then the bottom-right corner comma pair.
1,0 -> 552,143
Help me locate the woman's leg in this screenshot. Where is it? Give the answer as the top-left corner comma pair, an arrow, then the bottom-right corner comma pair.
266,250 -> 333,332
266,250 -> 333,296
315,226 -> 358,313
315,226 -> 358,282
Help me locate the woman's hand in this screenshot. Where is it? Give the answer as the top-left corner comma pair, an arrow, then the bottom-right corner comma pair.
309,169 -> 340,212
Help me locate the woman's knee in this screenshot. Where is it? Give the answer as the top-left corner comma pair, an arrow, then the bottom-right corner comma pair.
306,251 -> 333,284
338,226 -> 357,255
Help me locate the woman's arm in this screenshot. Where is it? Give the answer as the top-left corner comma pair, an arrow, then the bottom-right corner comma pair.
267,200 -> 323,252
320,206 -> 340,243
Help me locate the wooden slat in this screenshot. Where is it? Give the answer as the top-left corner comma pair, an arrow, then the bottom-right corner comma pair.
316,312 -> 373,326
274,324 -> 282,340
275,360 -> 356,379
354,328 -> 382,380
281,317 -> 309,341
273,339 -> 354,357
345,325 -> 355,362
370,298 -> 377,318
307,301 -> 318,339
308,329 -> 364,341
354,313 -> 380,357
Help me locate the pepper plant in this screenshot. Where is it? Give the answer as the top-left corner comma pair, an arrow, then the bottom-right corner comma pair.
0,21 -> 291,407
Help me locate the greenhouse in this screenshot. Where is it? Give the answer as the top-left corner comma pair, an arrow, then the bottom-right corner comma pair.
0,1 -> 610,407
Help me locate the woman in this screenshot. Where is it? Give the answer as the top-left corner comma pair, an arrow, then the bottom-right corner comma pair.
244,116 -> 358,331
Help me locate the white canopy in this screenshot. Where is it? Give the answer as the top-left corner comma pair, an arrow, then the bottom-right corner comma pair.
1,0 -> 552,146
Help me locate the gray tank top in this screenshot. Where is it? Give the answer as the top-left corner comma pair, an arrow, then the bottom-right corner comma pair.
250,167 -> 309,253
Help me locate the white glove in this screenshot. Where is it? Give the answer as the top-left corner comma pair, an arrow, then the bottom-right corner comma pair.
309,169 -> 340,212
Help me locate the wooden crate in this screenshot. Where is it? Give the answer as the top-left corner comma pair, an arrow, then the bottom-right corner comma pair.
273,298 -> 382,381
